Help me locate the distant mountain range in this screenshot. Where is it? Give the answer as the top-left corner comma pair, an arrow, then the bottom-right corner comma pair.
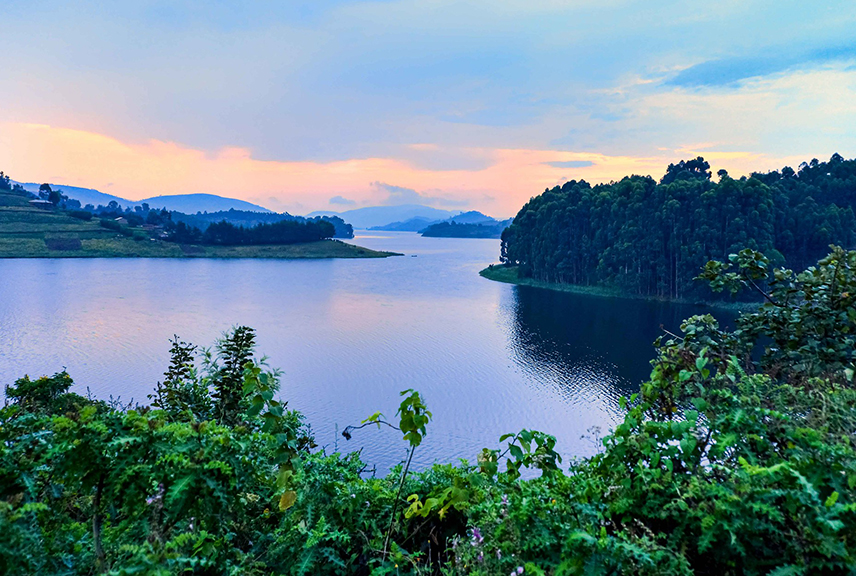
16,182 -> 272,214
370,217 -> 439,232
138,194 -> 271,214
14,181 -> 503,232
308,204 -> 458,229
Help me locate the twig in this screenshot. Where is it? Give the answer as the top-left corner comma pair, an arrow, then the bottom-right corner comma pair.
384,445 -> 415,560
660,325 -> 684,341
746,277 -> 782,307
342,419 -> 401,440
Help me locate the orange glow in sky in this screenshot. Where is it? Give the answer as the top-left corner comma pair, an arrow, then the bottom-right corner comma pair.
0,122 -> 803,216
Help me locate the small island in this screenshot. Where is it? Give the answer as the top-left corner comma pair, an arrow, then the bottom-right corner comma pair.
0,179 -> 397,259
371,210 -> 513,238
421,220 -> 510,238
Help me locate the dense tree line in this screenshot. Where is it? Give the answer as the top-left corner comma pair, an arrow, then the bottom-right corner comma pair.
37,190 -> 340,246
190,218 -> 335,246
2,248 -> 855,574
501,154 -> 856,299
0,173 -> 34,196
78,201 -> 351,242
172,209 -> 354,239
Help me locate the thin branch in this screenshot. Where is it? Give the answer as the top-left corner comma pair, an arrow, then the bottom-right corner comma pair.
341,419 -> 401,440
93,474 -> 107,573
660,326 -> 684,341
384,445 -> 416,560
746,277 -> 782,307
496,432 -> 523,461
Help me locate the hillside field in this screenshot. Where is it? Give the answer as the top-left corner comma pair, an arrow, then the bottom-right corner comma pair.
0,190 -> 395,259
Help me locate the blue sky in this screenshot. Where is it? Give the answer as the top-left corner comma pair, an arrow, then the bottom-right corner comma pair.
1,0 -> 854,214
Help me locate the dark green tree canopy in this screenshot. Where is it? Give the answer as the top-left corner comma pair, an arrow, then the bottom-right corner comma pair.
501,154 -> 856,300
660,156 -> 711,185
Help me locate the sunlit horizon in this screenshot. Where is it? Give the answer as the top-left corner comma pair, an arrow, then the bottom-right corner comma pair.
2,1 -> 854,216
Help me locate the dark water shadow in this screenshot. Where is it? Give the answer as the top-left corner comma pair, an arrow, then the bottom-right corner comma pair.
505,286 -> 738,401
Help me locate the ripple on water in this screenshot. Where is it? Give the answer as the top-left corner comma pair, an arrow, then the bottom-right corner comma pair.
0,233 -> 732,472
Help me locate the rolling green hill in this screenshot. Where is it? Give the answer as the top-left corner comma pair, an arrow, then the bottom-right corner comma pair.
0,189 -> 395,259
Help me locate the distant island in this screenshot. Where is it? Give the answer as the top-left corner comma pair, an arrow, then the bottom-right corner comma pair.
371,210 -> 512,238
421,220 -> 511,238
483,154 -> 856,301
0,175 -> 396,259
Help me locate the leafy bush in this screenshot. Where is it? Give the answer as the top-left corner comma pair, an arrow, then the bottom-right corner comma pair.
2,249 -> 855,574
69,210 -> 93,221
99,218 -> 121,231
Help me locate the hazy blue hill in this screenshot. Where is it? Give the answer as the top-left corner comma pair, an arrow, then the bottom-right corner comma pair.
370,210 -> 499,232
138,193 -> 271,214
17,182 -> 272,213
369,216 -> 439,231
368,210 -> 508,232
17,182 -> 128,208
308,204 -> 457,229
447,210 -> 497,224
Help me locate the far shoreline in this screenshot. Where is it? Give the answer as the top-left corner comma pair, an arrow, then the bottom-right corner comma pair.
0,238 -> 402,260
479,264 -> 757,311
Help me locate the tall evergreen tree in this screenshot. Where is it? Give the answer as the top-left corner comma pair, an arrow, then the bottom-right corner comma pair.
501,154 -> 856,299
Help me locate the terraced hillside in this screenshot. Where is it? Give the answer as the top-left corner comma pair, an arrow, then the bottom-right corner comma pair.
0,190 -> 395,259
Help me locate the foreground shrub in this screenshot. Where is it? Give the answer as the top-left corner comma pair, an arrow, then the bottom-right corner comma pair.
2,248 -> 855,574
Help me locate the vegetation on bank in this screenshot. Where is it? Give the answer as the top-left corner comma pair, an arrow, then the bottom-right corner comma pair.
172,209 -> 354,239
479,265 -> 756,310
3,247 -> 855,575
501,154 -> 856,300
0,237 -> 394,259
0,183 -> 393,259
481,265 -> 626,297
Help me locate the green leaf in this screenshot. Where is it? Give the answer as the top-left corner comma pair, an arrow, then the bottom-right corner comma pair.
825,491 -> 839,508
279,490 -> 297,511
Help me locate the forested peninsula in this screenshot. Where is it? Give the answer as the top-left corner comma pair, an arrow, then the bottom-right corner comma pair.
490,154 -> 856,300
0,174 -> 394,259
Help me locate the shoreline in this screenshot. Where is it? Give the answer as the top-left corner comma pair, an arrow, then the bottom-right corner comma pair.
479,265 -> 757,311
0,191 -> 399,260
0,238 -> 401,259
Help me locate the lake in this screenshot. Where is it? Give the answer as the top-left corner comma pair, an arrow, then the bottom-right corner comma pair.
0,231 -> 730,472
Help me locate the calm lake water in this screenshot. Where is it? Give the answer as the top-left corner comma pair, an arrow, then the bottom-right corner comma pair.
0,232 -> 729,471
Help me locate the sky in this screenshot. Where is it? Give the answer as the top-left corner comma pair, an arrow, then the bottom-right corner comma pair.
1,0 -> 854,216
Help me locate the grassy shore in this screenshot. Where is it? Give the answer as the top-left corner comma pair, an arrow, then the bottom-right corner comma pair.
0,237 -> 397,259
0,190 -> 397,259
479,264 -> 756,310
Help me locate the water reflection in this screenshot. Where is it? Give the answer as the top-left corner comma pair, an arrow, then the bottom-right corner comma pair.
504,285 -> 735,407
0,233 -> 737,472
